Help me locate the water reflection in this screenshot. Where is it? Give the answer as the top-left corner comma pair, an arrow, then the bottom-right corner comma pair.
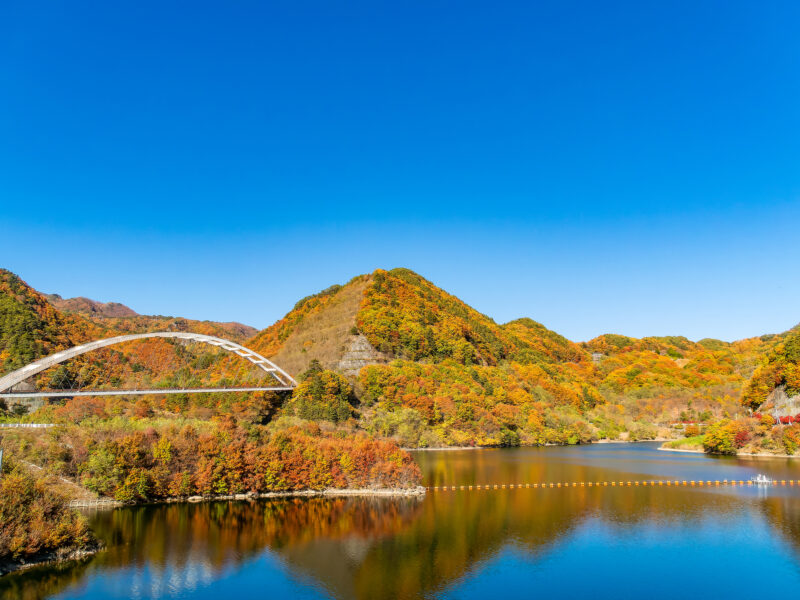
2,443 -> 800,600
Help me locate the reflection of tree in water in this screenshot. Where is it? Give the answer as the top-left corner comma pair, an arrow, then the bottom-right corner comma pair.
0,497 -> 424,600
758,495 -> 800,558
353,486 -> 758,599
4,449 -> 800,600
0,557 -> 94,600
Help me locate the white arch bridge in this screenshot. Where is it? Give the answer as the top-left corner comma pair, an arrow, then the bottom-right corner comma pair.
0,332 -> 297,398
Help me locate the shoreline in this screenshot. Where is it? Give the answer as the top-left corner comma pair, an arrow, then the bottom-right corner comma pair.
658,445 -> 800,459
0,543 -> 102,577
68,486 -> 427,510
658,446 -> 705,454
4,487 -> 426,575
405,438 -> 673,452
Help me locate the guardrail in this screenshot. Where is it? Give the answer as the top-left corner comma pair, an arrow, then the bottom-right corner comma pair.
0,423 -> 54,428
67,498 -> 123,508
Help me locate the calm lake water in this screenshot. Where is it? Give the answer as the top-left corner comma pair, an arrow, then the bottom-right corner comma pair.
4,442 -> 800,599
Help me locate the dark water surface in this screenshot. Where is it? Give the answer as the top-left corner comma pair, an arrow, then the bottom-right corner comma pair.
4,443 -> 800,599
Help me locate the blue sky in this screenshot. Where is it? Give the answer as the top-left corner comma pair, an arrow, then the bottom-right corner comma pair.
2,1 -> 799,342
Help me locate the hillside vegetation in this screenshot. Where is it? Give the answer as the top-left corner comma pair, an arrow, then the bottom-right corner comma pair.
0,270 -> 102,376
2,265 -> 796,454
742,329 -> 800,410
233,267 -> 789,448
0,459 -> 97,571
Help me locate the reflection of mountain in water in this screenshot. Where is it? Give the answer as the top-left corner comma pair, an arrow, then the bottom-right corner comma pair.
3,446 -> 800,600
759,494 -> 800,557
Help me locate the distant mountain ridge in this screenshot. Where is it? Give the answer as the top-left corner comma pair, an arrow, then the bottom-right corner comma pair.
45,294 -> 138,318
43,293 -> 257,342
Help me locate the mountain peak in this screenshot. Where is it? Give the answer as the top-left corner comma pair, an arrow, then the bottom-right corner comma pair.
45,294 -> 139,318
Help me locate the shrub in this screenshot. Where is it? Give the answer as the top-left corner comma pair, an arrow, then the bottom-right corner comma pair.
703,420 -> 737,455
0,462 -> 95,561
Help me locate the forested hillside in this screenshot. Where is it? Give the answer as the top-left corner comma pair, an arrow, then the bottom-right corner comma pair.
1,266 -> 795,452
742,329 -> 800,410
0,269 -> 423,507
0,270 -> 101,375
1,272 -> 265,395
243,268 -> 786,447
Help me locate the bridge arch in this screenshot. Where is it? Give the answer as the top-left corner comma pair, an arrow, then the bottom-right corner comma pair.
0,332 -> 296,397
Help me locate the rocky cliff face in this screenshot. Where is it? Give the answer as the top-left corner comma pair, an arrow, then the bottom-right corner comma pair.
262,278 -> 386,378
762,385 -> 800,417
336,334 -> 390,377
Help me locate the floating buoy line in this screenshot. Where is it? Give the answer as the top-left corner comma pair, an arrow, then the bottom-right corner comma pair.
427,478 -> 798,492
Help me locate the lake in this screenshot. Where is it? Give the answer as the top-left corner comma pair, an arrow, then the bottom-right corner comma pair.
4,442 -> 800,599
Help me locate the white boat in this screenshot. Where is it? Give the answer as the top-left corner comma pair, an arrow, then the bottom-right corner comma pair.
750,474 -> 773,486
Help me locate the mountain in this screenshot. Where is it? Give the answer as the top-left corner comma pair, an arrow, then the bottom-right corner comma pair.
0,270 -> 102,375
246,268 -> 602,446
45,294 -> 138,318
249,268 -> 592,376
43,293 -> 257,342
246,267 -> 794,446
0,271 -> 258,394
1,265 -> 794,448
582,333 -> 771,394
742,329 -> 800,413
87,315 -> 258,343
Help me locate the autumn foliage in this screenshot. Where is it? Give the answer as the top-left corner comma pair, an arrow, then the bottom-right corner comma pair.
0,461 -> 96,563
356,269 -> 590,367
742,330 -> 800,409
283,360 -> 356,423
1,416 -> 421,504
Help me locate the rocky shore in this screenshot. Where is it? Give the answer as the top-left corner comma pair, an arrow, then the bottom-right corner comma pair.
0,541 -> 103,576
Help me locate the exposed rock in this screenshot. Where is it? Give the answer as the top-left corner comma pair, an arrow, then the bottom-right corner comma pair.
0,541 -> 103,576
760,385 -> 800,417
337,334 -> 390,377
267,279 -> 377,377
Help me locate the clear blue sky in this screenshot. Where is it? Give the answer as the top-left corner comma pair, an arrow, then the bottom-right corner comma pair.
2,1 -> 799,342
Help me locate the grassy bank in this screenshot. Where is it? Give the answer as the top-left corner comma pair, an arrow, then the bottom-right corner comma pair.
662,435 -> 705,452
